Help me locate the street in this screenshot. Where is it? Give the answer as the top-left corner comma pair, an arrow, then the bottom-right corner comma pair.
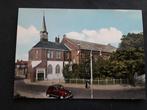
14,79 -> 146,99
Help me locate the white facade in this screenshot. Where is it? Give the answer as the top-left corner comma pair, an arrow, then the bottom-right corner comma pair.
47,61 -> 68,80
31,60 -> 69,81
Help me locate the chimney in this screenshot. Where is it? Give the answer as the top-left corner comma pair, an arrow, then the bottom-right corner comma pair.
55,37 -> 60,43
63,34 -> 66,38
57,37 -> 60,43
55,37 -> 57,43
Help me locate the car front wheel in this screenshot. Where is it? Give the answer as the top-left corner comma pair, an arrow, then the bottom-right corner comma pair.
60,96 -> 64,99
46,94 -> 50,97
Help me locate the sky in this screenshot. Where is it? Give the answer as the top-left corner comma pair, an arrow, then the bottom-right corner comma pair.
16,8 -> 143,60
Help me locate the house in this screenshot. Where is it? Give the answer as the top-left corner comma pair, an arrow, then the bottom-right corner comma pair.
15,60 -> 28,78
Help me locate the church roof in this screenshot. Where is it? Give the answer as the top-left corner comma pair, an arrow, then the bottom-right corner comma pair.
33,41 -> 69,51
64,37 -> 117,53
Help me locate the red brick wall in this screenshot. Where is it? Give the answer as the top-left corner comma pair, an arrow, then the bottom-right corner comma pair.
62,37 -> 77,50
29,47 -> 70,61
41,49 -> 47,60
62,37 -> 112,64
29,48 -> 42,60
27,61 -> 34,81
62,37 -> 80,64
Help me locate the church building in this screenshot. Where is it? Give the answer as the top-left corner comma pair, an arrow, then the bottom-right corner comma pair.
28,16 -> 70,82
28,15 -> 116,82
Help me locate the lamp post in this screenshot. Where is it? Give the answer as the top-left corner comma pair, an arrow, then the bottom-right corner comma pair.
77,43 -> 80,64
90,50 -> 93,99
90,49 -> 102,99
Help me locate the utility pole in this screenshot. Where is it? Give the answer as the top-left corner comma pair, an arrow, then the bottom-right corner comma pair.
90,50 -> 93,99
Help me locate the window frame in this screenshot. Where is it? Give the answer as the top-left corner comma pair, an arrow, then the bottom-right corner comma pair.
47,50 -> 54,59
55,64 -> 60,74
55,51 -> 62,60
35,50 -> 39,59
47,64 -> 53,74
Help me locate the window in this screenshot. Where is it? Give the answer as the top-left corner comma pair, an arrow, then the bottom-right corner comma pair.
55,64 -> 60,74
64,52 -> 70,60
56,51 -> 61,59
81,52 -> 85,58
35,50 -> 38,58
47,50 -> 54,59
36,50 -> 38,54
47,64 -> 52,74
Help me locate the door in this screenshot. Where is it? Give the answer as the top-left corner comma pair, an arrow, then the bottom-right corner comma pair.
37,73 -> 44,80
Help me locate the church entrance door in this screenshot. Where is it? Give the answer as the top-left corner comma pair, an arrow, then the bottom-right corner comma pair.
37,73 -> 44,80
36,68 -> 45,81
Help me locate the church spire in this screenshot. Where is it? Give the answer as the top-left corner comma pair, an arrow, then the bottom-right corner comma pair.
40,12 -> 48,42
42,14 -> 47,32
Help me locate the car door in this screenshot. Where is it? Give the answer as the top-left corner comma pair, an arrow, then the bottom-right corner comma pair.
53,87 -> 59,96
48,86 -> 54,95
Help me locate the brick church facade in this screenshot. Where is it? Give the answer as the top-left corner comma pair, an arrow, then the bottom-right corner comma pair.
28,15 -> 116,82
28,16 -> 70,82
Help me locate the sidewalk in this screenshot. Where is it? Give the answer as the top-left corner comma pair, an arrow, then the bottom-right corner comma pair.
24,79 -> 145,90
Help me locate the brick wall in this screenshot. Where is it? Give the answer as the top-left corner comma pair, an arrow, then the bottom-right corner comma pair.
62,37 -> 80,64
29,48 -> 70,61
62,37 -> 112,64
62,37 -> 77,50
29,48 -> 43,60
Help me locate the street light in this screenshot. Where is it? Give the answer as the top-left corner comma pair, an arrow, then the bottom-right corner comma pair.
77,43 -> 80,54
90,49 -> 102,99
77,43 -> 80,64
90,50 -> 93,99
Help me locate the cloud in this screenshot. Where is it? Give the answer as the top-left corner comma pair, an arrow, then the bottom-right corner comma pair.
16,53 -> 28,61
15,25 -> 123,60
66,27 -> 123,47
16,25 -> 39,60
16,25 -> 39,45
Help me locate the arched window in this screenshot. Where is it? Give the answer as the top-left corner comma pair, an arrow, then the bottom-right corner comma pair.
47,64 -> 52,74
55,64 -> 60,74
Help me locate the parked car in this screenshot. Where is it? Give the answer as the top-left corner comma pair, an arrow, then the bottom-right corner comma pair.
46,84 -> 73,99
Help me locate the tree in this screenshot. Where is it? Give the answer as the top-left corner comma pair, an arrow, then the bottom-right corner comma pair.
119,32 -> 144,49
110,48 -> 144,80
63,64 -> 73,79
92,56 -> 113,79
63,32 -> 144,86
110,32 -> 145,85
63,63 -> 86,79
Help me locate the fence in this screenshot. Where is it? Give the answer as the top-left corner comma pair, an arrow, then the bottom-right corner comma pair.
64,78 -> 129,85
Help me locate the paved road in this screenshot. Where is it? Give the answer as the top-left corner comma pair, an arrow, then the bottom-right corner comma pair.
66,87 -> 145,99
14,79 -> 48,99
14,79 -> 146,99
